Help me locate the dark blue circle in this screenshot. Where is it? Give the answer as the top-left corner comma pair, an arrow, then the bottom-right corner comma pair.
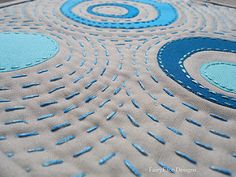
87,3 -> 139,19
157,37 -> 236,109
60,0 -> 178,29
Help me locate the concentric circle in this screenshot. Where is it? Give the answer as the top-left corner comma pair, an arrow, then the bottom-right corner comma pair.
0,32 -> 59,72
157,37 -> 236,109
1,0 -> 236,177
60,0 -> 178,29
87,3 -> 139,18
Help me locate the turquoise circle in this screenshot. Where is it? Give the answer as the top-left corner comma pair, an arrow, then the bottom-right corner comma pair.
60,0 -> 178,29
87,3 -> 139,19
0,32 -> 59,72
200,62 -> 236,94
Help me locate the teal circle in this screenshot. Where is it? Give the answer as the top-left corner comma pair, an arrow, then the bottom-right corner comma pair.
60,0 -> 178,29
0,32 -> 59,72
200,62 -> 236,94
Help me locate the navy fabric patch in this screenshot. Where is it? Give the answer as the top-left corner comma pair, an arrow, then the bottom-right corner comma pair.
157,37 -> 236,109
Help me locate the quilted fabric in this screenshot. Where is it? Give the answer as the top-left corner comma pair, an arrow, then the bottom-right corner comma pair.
0,0 -> 235,177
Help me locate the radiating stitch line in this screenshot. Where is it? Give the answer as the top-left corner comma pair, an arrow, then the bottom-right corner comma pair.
73,146 -> 93,158
51,121 -> 71,132
147,131 -> 166,145
106,111 -> 117,121
118,128 -> 127,139
175,150 -> 197,164
87,125 -> 99,133
99,152 -> 116,165
100,134 -> 114,143
145,113 -> 159,123
85,79 -> 97,89
99,99 -> 110,108
17,131 -> 39,138
161,104 -> 175,112
37,113 -> 55,121
48,85 -> 65,94
124,160 -> 141,177
42,159 -> 64,167
22,82 -> 40,88
127,114 -> 140,127
132,143 -> 148,156
40,100 -> 58,107
79,111 -> 95,121
64,104 -> 78,113
210,114 -> 228,122
158,161 -> 175,173
0,135 -> 6,141
84,95 -> 96,103
5,119 -> 27,125
194,140 -> 213,150
167,126 -> 183,136
56,135 -> 75,145
27,147 -> 45,153
22,94 -> 39,100
182,102 -> 198,111
131,99 -> 140,109
5,106 -> 25,112
50,76 -> 62,82
210,166 -> 232,176
163,88 -> 174,97
0,99 -> 11,103
209,130 -> 230,139
66,91 -> 80,100
185,118 -> 202,127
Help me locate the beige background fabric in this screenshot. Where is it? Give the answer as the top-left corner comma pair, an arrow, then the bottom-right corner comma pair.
0,0 -> 235,177
196,0 -> 236,8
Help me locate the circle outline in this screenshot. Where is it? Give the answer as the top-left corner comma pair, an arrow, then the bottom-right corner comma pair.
157,37 -> 236,109
87,3 -> 139,19
0,32 -> 59,73
60,0 -> 178,29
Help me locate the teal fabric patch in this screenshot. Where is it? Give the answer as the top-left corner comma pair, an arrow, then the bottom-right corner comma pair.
60,0 -> 178,29
0,32 -> 59,72
200,62 -> 236,93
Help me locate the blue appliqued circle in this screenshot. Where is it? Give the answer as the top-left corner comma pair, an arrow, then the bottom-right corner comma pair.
157,37 -> 236,109
60,0 -> 178,29
0,32 -> 59,72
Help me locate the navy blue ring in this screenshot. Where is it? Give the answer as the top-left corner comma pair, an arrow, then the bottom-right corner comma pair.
157,37 -> 236,109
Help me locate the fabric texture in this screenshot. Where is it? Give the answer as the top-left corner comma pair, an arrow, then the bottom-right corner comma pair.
0,0 -> 235,177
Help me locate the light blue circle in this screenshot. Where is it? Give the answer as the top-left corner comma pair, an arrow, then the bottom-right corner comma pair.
87,3 -> 139,19
0,32 -> 59,72
200,62 -> 236,94
60,0 -> 178,29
